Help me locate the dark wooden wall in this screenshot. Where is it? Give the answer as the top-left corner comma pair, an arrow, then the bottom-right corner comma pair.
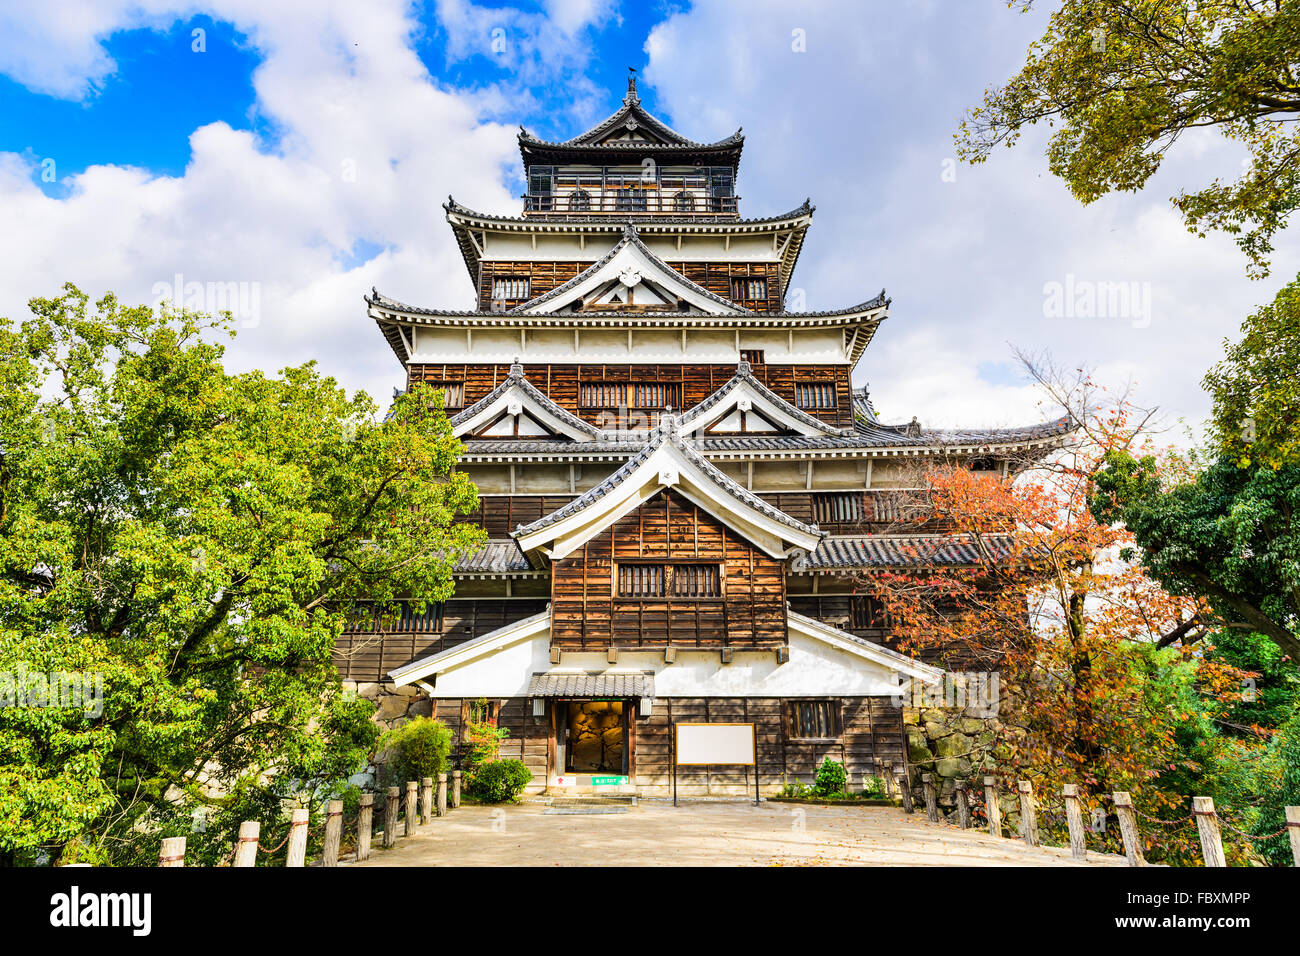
424,694 -> 905,793
550,489 -> 788,650
475,259 -> 783,312
458,491 -> 928,537
334,598 -> 548,682
409,362 -> 854,429
633,696 -> 905,794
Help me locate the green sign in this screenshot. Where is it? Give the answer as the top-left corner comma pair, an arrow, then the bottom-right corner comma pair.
592,775 -> 628,786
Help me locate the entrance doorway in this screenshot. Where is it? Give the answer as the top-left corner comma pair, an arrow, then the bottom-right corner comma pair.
563,701 -> 626,774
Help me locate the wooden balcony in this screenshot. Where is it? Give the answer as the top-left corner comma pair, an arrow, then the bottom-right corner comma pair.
523,189 -> 739,217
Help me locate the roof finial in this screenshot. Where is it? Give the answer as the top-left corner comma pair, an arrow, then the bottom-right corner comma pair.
625,67 -> 639,104
509,357 -> 523,378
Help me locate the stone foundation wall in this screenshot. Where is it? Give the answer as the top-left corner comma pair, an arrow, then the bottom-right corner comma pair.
343,679 -> 432,728
904,706 -> 1021,829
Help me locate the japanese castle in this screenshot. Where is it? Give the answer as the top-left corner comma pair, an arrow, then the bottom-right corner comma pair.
338,76 -> 1069,795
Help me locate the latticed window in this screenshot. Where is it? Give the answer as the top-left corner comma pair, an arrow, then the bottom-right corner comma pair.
850,595 -> 888,629
795,381 -> 837,410
344,601 -> 444,634
491,277 -> 530,300
670,564 -> 720,597
465,698 -> 499,726
579,381 -> 681,408
731,277 -> 766,302
673,190 -> 695,212
615,184 -> 647,212
425,382 -> 464,407
813,492 -> 864,525
569,189 -> 591,212
617,563 -> 721,598
788,700 -> 840,739
739,349 -> 765,365
618,564 -> 665,597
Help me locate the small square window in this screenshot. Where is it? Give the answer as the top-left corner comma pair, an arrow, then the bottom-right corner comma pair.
813,493 -> 863,525
787,700 -> 840,740
795,382 -> 837,410
425,382 -> 464,407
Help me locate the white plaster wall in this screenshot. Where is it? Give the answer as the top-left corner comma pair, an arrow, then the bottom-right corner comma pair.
422,630 -> 905,699
409,326 -> 848,365
478,231 -> 781,263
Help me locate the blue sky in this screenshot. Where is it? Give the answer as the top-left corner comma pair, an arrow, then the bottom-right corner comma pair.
0,0 -> 1294,434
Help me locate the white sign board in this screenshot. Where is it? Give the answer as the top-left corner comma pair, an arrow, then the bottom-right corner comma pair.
675,723 -> 756,766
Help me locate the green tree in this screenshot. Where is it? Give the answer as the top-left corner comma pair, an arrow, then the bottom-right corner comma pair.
1090,450 -> 1300,665
0,284 -> 484,864
1204,274 -> 1300,467
958,1 -> 1300,277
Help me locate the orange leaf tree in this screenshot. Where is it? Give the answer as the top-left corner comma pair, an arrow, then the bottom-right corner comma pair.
867,357 -> 1246,860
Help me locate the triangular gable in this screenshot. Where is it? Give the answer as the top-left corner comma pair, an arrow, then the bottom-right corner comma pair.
785,609 -> 943,684
513,415 -> 822,562
510,225 -> 751,316
565,78 -> 696,147
449,364 -> 604,442
678,363 -> 852,439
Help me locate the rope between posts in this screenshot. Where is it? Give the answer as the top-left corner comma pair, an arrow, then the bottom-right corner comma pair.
1214,807 -> 1292,842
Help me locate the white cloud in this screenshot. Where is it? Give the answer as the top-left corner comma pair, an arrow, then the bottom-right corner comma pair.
0,0 -> 539,407
1,0 -> 1296,439
643,0 -> 1300,435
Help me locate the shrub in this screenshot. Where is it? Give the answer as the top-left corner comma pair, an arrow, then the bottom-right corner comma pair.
814,758 -> 847,796
463,720 -> 509,772
861,775 -> 886,798
468,759 -> 533,803
379,717 -> 451,789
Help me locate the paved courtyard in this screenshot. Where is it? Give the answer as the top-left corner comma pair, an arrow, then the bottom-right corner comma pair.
349,800 -> 1130,867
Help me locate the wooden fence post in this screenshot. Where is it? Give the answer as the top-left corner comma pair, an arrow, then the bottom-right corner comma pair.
921,773 -> 939,822
1017,780 -> 1039,846
285,807 -> 309,867
899,766 -> 914,814
452,770 -> 462,809
983,776 -> 1002,838
1286,807 -> 1300,867
405,781 -> 419,836
233,821 -> 259,867
437,773 -> 448,817
157,836 -> 186,867
1062,784 -> 1087,861
322,800 -> 343,867
357,792 -> 373,861
1192,796 -> 1227,867
881,765 -> 896,800
1112,792 -> 1145,866
421,777 -> 433,826
956,785 -> 970,829
384,787 -> 399,848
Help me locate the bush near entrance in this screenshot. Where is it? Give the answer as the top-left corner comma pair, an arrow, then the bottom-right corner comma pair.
468,759 -> 532,803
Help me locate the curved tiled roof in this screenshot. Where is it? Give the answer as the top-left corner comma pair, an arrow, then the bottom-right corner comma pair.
454,539 -> 532,573
448,363 -> 604,440
511,419 -> 820,541
797,534 -> 1016,569
518,79 -> 744,155
444,196 -> 813,228
505,222 -> 752,315
678,361 -> 856,438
